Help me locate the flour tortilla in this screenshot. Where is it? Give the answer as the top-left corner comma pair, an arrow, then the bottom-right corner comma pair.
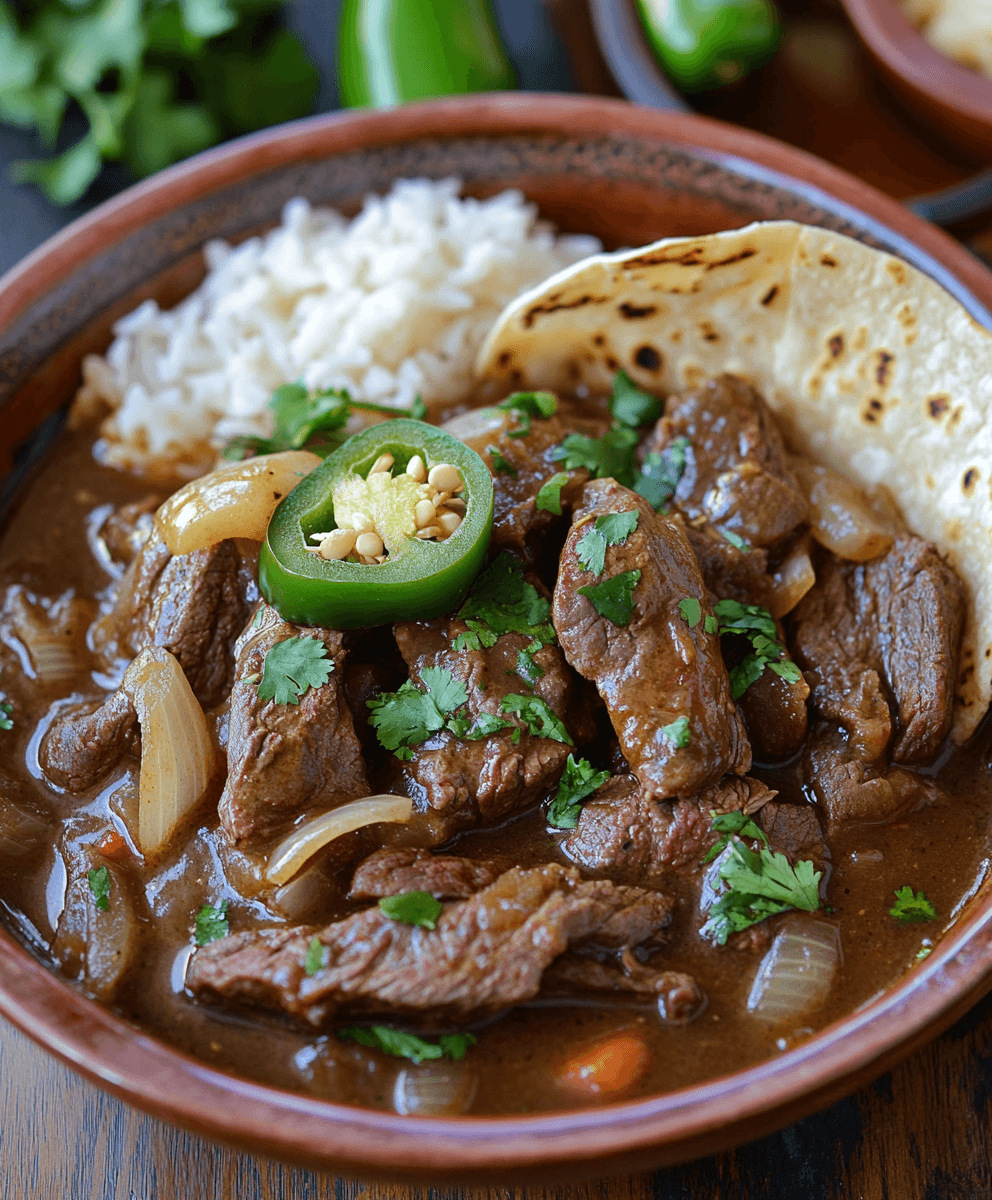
476,220 -> 992,743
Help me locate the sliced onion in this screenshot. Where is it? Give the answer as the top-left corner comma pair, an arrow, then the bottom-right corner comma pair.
154,449 -> 321,556
0,786 -> 51,858
122,647 -> 216,860
393,1065 -> 478,1116
271,862 -> 338,920
768,535 -> 816,619
441,408 -> 509,446
4,588 -> 92,684
793,461 -> 894,563
266,795 -> 413,885
747,916 -> 841,1024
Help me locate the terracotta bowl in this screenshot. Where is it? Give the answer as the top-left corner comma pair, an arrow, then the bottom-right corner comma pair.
3,94 -> 992,1184
840,0 -> 992,163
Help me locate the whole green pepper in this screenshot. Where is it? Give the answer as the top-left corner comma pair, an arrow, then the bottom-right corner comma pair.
636,0 -> 780,94
260,419 -> 494,629
338,0 -> 514,108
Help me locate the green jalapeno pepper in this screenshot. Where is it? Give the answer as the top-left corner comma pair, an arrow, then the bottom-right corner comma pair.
259,419 -> 494,629
636,0 -> 780,93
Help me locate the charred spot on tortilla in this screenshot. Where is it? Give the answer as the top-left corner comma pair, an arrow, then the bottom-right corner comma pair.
699,322 -> 720,343
928,394 -> 950,419
828,334 -> 845,359
634,345 -> 662,372
497,351 -> 512,369
704,248 -> 758,270
605,355 -> 620,372
522,293 -> 607,329
760,285 -> 779,306
820,254 -> 837,267
619,302 -> 657,319
875,351 -> 894,387
887,260 -> 908,285
963,469 -> 978,494
593,334 -> 605,346
862,398 -> 884,423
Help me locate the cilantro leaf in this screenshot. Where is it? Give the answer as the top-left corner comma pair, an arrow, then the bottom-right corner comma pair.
610,370 -> 663,428
195,899 -> 228,946
678,596 -> 702,628
88,865 -> 110,912
712,599 -> 800,700
515,642 -> 545,686
577,569 -> 641,627
304,936 -> 326,977
420,666 -> 469,715
367,667 -> 468,757
0,701 -> 12,731
535,471 -> 570,515
634,436 -> 689,511
551,425 -> 639,486
379,890 -> 444,930
728,654 -> 766,700
661,716 -> 691,748
338,1025 -> 476,1064
889,886 -> 936,924
576,510 -> 639,577
486,445 -> 518,476
497,390 -> 557,438
257,636 -> 333,705
547,755 -> 610,829
720,528 -> 751,552
457,711 -> 515,740
501,694 -> 573,744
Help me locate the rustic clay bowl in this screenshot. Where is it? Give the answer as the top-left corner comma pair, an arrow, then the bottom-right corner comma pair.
840,0 -> 992,163
3,94 -> 992,1184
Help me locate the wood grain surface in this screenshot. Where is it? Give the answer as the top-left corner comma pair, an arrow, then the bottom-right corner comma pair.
4,984 -> 992,1200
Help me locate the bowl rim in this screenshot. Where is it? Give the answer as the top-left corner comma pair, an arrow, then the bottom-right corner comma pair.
3,92 -> 992,1178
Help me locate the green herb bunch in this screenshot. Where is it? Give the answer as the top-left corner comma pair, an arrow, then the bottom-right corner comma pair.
0,0 -> 318,204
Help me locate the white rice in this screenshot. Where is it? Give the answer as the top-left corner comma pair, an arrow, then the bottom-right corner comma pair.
74,178 -> 601,478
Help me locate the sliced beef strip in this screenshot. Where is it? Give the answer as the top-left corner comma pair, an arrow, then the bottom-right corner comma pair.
349,847 -> 506,901
552,479 -> 750,800
219,605 -> 369,845
95,537 -> 260,710
390,610 -> 583,843
541,952 -> 703,1022
39,689 -> 138,793
643,373 -> 808,548
792,535 -> 964,764
186,863 -> 683,1026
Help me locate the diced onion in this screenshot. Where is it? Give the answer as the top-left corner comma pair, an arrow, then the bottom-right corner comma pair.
794,462 -> 894,563
122,647 -> 215,860
768,535 -> 816,618
393,1065 -> 478,1116
154,450 -> 322,556
747,917 -> 841,1024
266,795 -> 413,885
29,639 -> 79,684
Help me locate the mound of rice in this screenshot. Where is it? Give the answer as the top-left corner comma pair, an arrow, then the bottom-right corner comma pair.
74,178 -> 601,479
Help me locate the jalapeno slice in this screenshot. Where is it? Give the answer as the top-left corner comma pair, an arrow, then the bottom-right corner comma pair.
259,419 -> 494,628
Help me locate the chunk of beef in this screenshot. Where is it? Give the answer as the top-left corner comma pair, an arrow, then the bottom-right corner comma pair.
390,610 -> 584,843
542,953 -> 703,1022
453,402 -> 608,560
736,650 -> 810,763
39,689 -> 138,793
560,772 -> 775,884
349,847 -> 505,901
96,538 -> 259,709
792,536 -> 964,764
219,606 -> 369,845
552,479 -> 750,799
186,863 -> 680,1026
683,520 -> 770,608
644,374 -> 808,548
91,496 -> 160,573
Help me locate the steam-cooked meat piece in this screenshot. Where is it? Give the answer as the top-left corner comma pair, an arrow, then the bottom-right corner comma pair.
552,479 -> 750,799
96,538 -> 260,709
542,954 -> 703,1020
186,863 -> 679,1026
683,521 -> 770,608
349,848 -> 505,901
736,656 -> 810,763
559,773 -> 775,883
391,612 -> 583,843
39,689 -> 138,793
644,374 -> 808,548
754,798 -> 830,871
92,496 -> 159,572
219,606 -> 369,844
792,536 -> 964,764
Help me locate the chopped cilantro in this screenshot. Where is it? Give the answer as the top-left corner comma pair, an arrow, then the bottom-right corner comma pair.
577,569 -> 641,627
501,694 -> 573,744
720,529 -> 751,552
257,636 -> 334,705
916,944 -> 933,961
700,813 -> 821,945
711,599 -> 802,700
705,615 -> 719,634
0,701 -> 12,731
304,937 -> 326,977
635,436 -> 689,511
454,711 -> 516,740
195,900 -> 229,946
661,716 -> 691,748
367,667 -> 468,759
546,755 -> 611,829
515,643 -> 545,686
551,424 -> 639,485
379,891 -> 444,930
576,510 -> 640,577
338,1025 -> 477,1064
889,886 -> 936,924
609,370 -> 664,428
87,865 -> 110,912
678,596 -> 702,628
486,445 -> 518,476
535,471 -> 571,515
496,390 -> 557,438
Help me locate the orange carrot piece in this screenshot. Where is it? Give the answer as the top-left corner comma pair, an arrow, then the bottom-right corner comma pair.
97,829 -> 131,862
556,1028 -> 652,1098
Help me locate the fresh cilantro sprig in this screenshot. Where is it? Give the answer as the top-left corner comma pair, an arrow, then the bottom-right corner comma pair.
546,755 -> 610,829
635,436 -> 689,511
711,599 -> 803,700
338,1025 -> 477,1064
501,694 -> 572,744
257,636 -> 334,705
486,445 -> 517,476
678,596 -> 718,634
720,529 -> 751,552
577,569 -> 641,627
304,936 -> 327,977
889,886 -> 936,924
493,390 -> 557,439
576,510 -> 639,577
550,371 -> 662,486
87,865 -> 110,912
700,812 -> 821,945
222,383 -> 427,461
609,370 -> 663,428
661,716 -> 691,748
535,471 -> 570,515
0,701 -> 12,731
195,899 -> 229,946
379,891 -> 444,930
367,666 -> 469,759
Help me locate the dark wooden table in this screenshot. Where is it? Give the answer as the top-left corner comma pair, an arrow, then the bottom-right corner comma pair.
4,1 -> 992,1196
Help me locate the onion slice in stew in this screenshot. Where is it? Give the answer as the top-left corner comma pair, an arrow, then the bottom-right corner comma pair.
393,1065 -> 478,1116
266,795 -> 413,885
747,917 -> 841,1024
122,646 -> 215,860
767,534 -> 816,618
154,449 -> 322,556
793,461 -> 895,563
